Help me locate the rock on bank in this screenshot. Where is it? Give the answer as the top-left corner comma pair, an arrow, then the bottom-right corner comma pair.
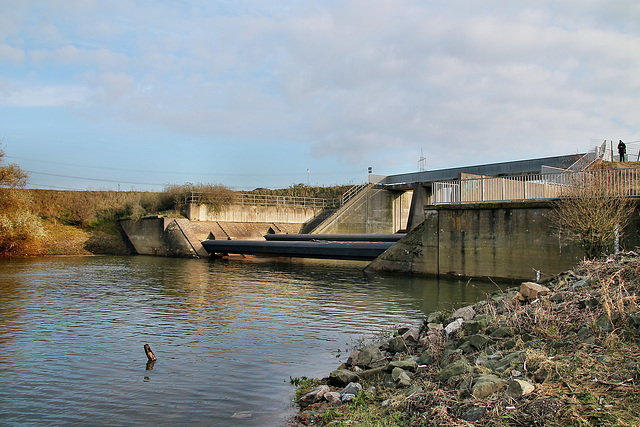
293,252 -> 640,426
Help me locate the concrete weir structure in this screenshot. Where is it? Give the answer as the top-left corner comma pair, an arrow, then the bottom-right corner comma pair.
366,202 -> 581,281
119,152 -> 640,281
366,199 -> 640,281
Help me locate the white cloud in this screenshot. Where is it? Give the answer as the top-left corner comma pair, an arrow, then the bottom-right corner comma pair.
3,0 -> 639,176
1,85 -> 94,107
0,44 -> 25,63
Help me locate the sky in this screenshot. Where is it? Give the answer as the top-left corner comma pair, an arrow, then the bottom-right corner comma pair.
1,0 -> 639,191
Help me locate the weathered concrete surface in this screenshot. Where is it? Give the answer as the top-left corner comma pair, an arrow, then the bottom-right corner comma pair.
120,217 -> 173,256
186,203 -> 319,224
313,186 -> 412,235
366,202 -> 586,281
120,218 -> 304,257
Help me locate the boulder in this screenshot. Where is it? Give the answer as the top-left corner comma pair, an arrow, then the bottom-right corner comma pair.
490,326 -> 516,338
355,345 -> 385,368
427,322 -> 444,333
629,312 -> 640,333
595,314 -> 617,333
404,384 -> 423,396
507,379 -> 535,397
356,366 -> 386,380
445,318 -> 464,335
346,349 -> 359,366
392,367 -> 412,387
435,359 -> 473,382
427,311 -> 444,323
460,406 -> 486,423
569,277 -> 591,291
577,326 -> 593,342
382,373 -> 396,388
340,382 -> 362,402
324,391 -> 341,404
388,336 -> 406,354
402,328 -> 420,343
418,350 -> 434,366
462,317 -> 488,335
451,305 -> 476,321
465,334 -> 491,350
476,351 -> 524,373
329,369 -> 359,387
299,385 -> 330,407
472,375 -> 507,399
520,282 -> 550,300
388,358 -> 418,372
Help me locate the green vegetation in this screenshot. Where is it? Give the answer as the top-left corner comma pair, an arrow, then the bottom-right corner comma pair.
164,183 -> 236,214
0,147 -> 46,256
250,183 -> 351,206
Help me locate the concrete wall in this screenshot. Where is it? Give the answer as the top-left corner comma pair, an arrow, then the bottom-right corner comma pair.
367,201 -> 588,281
120,218 -> 173,256
186,203 -> 319,224
313,187 -> 412,234
120,218 -> 305,258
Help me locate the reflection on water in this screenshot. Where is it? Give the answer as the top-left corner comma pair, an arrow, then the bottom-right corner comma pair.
0,256 -> 500,426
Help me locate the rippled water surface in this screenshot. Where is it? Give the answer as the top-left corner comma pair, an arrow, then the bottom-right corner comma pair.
0,256 -> 499,426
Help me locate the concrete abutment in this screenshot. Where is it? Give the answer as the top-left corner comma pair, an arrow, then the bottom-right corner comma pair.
367,201 -> 640,281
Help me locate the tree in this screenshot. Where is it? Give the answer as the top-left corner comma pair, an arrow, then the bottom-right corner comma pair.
0,145 -> 46,255
551,171 -> 635,259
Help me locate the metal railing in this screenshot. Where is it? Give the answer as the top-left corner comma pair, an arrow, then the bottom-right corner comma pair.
564,140 -> 607,172
433,167 -> 640,204
341,181 -> 370,205
188,192 -> 335,209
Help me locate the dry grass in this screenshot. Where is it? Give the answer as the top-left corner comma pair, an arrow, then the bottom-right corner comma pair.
293,254 -> 640,426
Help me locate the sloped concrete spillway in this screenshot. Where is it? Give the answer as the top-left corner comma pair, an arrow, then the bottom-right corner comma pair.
201,234 -> 403,261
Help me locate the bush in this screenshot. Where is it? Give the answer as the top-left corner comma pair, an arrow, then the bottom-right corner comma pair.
0,146 -> 46,256
551,172 -> 635,259
164,183 -> 235,213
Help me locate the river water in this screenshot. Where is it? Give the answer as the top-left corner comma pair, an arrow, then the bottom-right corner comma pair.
0,256 -> 499,426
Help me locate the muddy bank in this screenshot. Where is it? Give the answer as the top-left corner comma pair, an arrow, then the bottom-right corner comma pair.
292,253 -> 640,426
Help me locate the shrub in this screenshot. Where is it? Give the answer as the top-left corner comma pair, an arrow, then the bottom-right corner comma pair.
164,183 -> 235,213
0,146 -> 46,255
551,172 -> 635,259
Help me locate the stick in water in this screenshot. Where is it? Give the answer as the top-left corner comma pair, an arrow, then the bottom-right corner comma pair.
144,344 -> 157,362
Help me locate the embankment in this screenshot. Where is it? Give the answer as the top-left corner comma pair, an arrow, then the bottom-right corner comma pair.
292,253 -> 640,426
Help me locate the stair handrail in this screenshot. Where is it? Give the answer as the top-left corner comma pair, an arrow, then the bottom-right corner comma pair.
566,141 -> 607,172
341,181 -> 369,205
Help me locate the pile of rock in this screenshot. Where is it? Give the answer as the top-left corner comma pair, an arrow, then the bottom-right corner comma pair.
293,253 -> 640,425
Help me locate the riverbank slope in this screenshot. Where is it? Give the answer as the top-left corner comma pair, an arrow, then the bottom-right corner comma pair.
292,253 -> 640,426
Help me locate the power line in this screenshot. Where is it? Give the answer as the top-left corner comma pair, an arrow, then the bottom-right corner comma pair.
26,171 -> 164,187
8,155 -> 364,177
28,182 -> 91,191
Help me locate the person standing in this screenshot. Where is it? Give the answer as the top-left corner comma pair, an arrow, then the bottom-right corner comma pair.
618,140 -> 626,162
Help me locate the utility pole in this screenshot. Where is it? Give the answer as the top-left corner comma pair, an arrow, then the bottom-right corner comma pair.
419,148 -> 427,171
366,167 -> 372,233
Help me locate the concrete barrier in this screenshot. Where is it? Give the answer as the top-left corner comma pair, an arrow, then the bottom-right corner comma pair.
366,201 -> 640,281
120,218 -> 305,258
